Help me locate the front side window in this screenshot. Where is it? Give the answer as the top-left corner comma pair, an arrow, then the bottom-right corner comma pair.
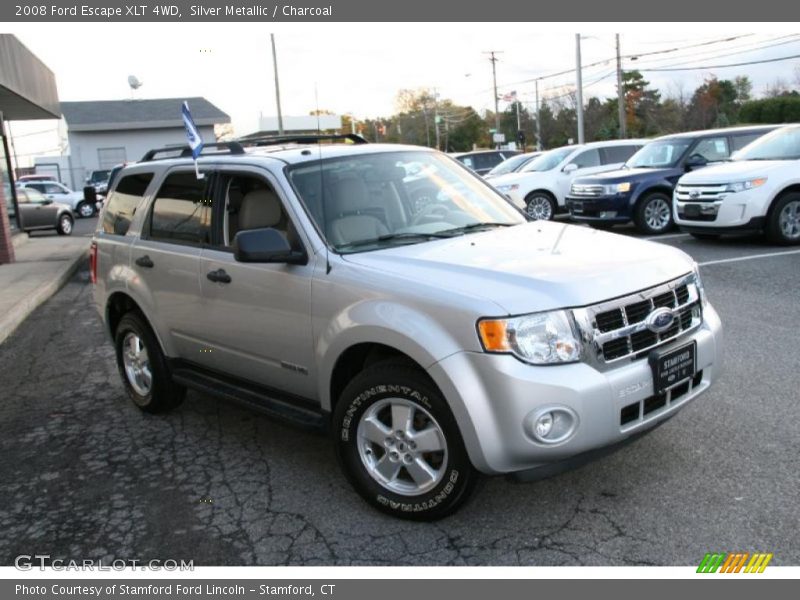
287,150 -> 525,253
102,172 -> 153,236
149,172 -> 210,245
627,140 -> 692,169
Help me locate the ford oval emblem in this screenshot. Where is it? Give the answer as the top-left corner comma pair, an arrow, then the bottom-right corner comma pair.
689,190 -> 700,199
645,307 -> 675,333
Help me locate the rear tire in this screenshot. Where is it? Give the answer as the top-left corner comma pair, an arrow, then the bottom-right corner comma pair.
634,192 -> 674,235
114,312 -> 185,413
333,361 -> 479,520
766,192 -> 800,245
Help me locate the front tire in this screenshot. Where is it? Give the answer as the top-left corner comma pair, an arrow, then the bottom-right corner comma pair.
76,201 -> 96,218
333,361 -> 479,520
56,214 -> 73,236
114,312 -> 185,413
634,192 -> 674,235
766,193 -> 800,245
525,191 -> 556,221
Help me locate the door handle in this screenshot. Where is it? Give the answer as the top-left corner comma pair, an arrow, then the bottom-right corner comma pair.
206,268 -> 232,284
135,255 -> 154,268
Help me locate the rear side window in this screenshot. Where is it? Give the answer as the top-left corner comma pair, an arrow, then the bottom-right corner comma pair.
732,132 -> 765,151
692,137 -> 730,162
148,172 -> 211,246
602,145 -> 640,164
571,149 -> 601,169
102,172 -> 153,235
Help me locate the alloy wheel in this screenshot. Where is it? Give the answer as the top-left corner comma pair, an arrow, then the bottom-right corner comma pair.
778,200 -> 800,240
526,195 -> 553,220
644,197 -> 671,232
122,332 -> 152,396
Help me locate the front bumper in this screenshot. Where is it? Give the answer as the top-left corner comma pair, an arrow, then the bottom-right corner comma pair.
675,187 -> 770,230
566,195 -> 632,222
428,303 -> 723,475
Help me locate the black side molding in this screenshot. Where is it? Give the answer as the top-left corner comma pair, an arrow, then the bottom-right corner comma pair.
169,360 -> 329,433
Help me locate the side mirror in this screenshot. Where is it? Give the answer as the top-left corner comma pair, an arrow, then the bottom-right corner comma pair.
233,228 -> 307,265
562,163 -> 578,173
42,199 -> 53,205
685,154 -> 708,170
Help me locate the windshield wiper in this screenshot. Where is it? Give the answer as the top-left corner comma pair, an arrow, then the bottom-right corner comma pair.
337,231 -> 454,251
435,222 -> 516,236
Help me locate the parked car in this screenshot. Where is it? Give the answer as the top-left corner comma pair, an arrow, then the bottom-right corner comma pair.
566,125 -> 778,234
484,152 -> 542,179
452,149 -> 519,175
490,140 -> 646,220
17,174 -> 57,183
675,124 -> 800,244
17,180 -> 96,218
16,187 -> 74,235
92,136 -> 721,520
86,169 -> 112,195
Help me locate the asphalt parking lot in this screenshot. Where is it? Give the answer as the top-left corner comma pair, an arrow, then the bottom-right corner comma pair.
1,221 -> 798,566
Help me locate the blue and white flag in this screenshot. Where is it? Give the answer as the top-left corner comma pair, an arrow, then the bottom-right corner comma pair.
181,101 -> 204,159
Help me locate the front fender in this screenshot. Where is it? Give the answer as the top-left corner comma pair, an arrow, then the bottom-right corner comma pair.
316,300 -> 466,411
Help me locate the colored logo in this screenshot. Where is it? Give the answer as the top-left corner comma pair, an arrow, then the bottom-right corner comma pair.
645,307 -> 675,333
697,552 -> 773,573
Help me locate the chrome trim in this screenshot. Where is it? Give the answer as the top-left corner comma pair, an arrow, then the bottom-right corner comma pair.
569,183 -> 604,198
572,273 -> 703,368
675,183 -> 727,202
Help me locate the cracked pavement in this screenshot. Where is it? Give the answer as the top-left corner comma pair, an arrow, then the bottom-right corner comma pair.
1,231 -> 798,566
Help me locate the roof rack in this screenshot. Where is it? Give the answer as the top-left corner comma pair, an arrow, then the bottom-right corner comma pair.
242,133 -> 368,147
140,141 -> 245,162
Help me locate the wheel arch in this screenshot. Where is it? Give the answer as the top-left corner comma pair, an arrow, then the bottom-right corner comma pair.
766,184 -> 800,220
105,291 -> 169,356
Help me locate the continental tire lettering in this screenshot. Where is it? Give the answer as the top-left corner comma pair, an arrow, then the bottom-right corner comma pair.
375,470 -> 460,513
341,384 -> 432,441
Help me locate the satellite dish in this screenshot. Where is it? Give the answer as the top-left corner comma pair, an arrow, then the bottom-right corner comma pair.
127,75 -> 143,90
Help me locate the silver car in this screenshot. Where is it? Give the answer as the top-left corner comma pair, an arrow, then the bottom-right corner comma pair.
16,187 -> 74,235
91,137 -> 722,520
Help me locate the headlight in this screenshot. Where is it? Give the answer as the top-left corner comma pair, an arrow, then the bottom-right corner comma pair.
495,183 -> 519,193
692,263 -> 708,307
723,177 -> 767,194
478,310 -> 582,365
602,182 -> 631,195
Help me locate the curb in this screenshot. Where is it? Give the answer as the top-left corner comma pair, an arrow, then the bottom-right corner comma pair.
0,248 -> 88,347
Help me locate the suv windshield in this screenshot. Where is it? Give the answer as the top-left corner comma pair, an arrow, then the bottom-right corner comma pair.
519,147 -> 575,172
288,150 -> 525,253
487,153 -> 536,176
735,126 -> 800,161
627,140 -> 691,168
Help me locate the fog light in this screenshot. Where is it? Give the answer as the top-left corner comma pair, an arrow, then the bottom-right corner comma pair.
535,413 -> 554,438
524,406 -> 579,445
598,211 -> 617,218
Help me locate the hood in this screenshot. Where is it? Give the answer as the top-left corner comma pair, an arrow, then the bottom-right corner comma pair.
680,160 -> 790,184
342,221 -> 694,315
573,167 -> 680,184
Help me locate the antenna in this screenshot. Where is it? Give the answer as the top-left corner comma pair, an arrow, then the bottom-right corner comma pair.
314,83 -> 331,274
128,75 -> 143,99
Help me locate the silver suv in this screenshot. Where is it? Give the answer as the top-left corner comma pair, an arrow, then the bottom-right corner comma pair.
91,136 -> 723,520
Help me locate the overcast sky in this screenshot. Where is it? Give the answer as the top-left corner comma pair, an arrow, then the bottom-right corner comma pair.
5,22 -> 800,167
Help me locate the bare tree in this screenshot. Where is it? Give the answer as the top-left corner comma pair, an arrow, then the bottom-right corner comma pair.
763,77 -> 790,98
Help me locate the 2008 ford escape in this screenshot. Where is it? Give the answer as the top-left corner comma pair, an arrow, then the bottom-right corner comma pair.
92,136 -> 723,520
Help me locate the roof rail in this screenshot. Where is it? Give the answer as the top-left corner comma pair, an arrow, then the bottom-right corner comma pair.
242,133 -> 368,147
140,141 -> 245,162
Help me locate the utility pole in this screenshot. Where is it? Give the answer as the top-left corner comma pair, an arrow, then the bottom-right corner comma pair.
270,34 -> 284,135
535,79 -> 541,151
433,88 -> 441,151
616,33 -> 627,139
575,34 -> 585,145
484,50 -> 503,147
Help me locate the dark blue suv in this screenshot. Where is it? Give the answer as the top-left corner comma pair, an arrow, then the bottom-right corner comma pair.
565,125 -> 778,234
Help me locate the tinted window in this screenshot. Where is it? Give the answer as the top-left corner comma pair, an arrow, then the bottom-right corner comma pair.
102,172 -> 153,235
149,172 -> 211,245
692,137 -> 729,162
602,145 -> 640,164
473,153 -> 503,170
571,149 -> 601,169
26,183 -> 46,193
731,132 -> 765,151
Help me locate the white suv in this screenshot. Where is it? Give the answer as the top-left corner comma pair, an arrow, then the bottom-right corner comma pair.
490,139 -> 645,220
675,125 -> 800,244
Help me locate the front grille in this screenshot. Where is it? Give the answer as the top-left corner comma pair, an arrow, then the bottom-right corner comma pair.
573,275 -> 703,364
570,183 -> 605,197
620,370 -> 703,427
675,183 -> 727,202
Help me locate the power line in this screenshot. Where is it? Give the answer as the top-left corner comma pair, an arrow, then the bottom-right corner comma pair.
638,52 -> 800,72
